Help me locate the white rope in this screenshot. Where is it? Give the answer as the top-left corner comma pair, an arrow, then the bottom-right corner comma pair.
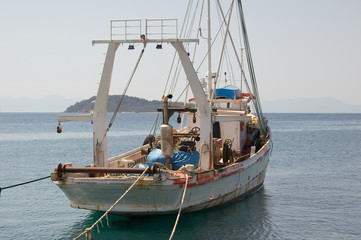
73,167 -> 150,240
169,174 -> 189,240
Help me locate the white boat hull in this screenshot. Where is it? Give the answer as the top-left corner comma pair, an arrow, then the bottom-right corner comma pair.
52,3 -> 273,220
54,141 -> 271,216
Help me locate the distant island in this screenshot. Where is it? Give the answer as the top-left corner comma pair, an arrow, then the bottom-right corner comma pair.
1,95 -> 360,113
66,95 -> 361,113
65,95 -> 165,113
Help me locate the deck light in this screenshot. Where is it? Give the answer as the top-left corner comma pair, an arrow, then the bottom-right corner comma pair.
156,43 -> 162,49
128,44 -> 135,50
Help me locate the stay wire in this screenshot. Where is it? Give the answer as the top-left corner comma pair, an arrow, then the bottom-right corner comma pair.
148,112 -> 160,136
217,0 -> 253,97
211,0 -> 234,101
195,4 -> 231,73
107,48 -> 145,131
96,47 -> 145,151
238,0 -> 266,135
168,0 -> 199,98
163,0 -> 194,97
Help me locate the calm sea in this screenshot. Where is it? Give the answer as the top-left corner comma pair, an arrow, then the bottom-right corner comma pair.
1,112 -> 361,239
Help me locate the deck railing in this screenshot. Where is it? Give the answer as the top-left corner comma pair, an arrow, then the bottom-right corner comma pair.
110,19 -> 178,41
146,18 -> 178,40
110,19 -> 142,41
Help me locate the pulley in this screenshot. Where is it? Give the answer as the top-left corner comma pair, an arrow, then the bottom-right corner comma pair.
177,112 -> 181,124
57,123 -> 62,133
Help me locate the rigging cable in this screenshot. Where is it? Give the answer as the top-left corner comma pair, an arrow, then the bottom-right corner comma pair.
237,0 -> 267,135
215,0 -> 238,87
180,0 -> 204,130
163,53 -> 178,98
216,0 -> 253,98
211,0 -> 235,101
107,48 -> 145,131
195,4 -> 231,73
169,60 -> 183,96
175,83 -> 190,103
236,1 -> 245,90
148,112 -> 160,137
0,176 -> 50,197
215,1 -> 236,87
160,1 -> 196,137
169,0 -> 200,98
96,47 -> 145,152
163,0 -> 194,98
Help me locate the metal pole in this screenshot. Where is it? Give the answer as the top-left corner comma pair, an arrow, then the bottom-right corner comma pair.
207,0 -> 212,100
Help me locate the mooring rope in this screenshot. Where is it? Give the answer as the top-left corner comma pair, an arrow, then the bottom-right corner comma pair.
0,176 -> 50,197
169,174 -> 189,240
73,167 -> 149,240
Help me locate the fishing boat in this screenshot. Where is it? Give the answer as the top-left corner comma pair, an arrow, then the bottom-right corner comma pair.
51,0 -> 272,216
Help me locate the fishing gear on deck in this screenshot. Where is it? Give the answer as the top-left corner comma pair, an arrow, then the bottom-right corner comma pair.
0,175 -> 50,197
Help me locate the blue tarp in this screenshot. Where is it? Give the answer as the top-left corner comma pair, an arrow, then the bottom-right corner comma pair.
215,85 -> 241,99
146,148 -> 199,170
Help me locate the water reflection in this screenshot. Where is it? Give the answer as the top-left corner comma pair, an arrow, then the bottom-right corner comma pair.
65,188 -> 278,240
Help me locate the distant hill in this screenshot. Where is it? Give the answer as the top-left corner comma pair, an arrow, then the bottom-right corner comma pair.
67,96 -> 361,113
65,95 -> 164,113
1,95 -> 360,113
262,98 -> 361,113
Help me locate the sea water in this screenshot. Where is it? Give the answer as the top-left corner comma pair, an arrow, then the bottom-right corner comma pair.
0,113 -> 361,239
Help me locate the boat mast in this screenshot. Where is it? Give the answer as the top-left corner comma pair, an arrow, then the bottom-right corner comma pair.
207,0 -> 212,100
93,42 -> 119,167
171,42 -> 213,171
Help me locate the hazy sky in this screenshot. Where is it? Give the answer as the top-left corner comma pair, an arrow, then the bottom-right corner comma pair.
0,0 -> 360,105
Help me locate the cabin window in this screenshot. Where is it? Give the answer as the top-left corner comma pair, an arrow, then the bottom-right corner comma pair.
218,102 -> 229,108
